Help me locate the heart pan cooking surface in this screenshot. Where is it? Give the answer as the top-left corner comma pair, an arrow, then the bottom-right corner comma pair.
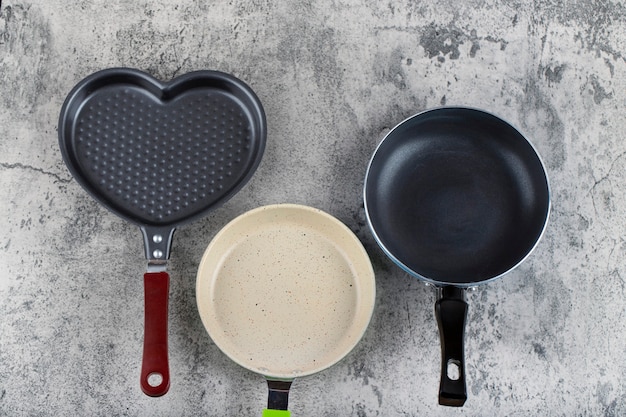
59,68 -> 266,228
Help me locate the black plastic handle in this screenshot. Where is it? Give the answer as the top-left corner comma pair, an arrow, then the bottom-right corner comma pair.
266,379 -> 293,411
435,286 -> 468,407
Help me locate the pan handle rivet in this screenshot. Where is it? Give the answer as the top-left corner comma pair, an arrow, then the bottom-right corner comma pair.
153,249 -> 163,259
153,234 -> 163,243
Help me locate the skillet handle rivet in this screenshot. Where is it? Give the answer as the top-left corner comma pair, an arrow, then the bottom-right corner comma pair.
153,249 -> 163,259
153,234 -> 163,243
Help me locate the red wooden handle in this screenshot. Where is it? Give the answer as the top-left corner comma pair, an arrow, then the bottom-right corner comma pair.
140,271 -> 170,397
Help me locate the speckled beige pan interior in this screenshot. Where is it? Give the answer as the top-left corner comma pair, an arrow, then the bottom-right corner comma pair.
196,204 -> 376,379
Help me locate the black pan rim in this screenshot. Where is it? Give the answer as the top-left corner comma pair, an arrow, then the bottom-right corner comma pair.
363,106 -> 551,287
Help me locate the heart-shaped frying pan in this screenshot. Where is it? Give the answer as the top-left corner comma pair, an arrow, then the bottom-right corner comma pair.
58,68 -> 266,396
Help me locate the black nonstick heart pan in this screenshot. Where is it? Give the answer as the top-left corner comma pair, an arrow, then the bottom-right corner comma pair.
58,67 -> 266,396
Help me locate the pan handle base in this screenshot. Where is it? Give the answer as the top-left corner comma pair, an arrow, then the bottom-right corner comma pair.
141,226 -> 176,262
435,286 -> 468,407
266,379 -> 292,411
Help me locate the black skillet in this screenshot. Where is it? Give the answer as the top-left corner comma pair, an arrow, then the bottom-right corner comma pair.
58,68 -> 266,396
364,107 -> 550,406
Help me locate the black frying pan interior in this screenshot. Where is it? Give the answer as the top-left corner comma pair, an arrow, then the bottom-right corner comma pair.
365,107 -> 549,285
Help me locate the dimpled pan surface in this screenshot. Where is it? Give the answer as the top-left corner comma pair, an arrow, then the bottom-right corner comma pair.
59,68 -> 266,235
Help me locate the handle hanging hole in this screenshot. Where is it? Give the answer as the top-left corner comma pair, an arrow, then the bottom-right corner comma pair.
147,372 -> 163,387
447,359 -> 461,381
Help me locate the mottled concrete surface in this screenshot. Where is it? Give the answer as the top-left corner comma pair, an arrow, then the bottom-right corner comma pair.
1,0 -> 626,416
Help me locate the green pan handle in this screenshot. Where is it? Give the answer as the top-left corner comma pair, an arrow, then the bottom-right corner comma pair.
262,410 -> 291,417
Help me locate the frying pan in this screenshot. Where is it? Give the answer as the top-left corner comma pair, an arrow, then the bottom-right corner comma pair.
58,68 -> 266,396
196,204 -> 376,416
363,107 -> 550,406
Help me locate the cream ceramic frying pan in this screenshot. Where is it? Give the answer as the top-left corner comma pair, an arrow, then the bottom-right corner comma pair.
196,204 -> 376,416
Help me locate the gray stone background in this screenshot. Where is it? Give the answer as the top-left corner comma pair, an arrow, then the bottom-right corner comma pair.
1,0 -> 625,416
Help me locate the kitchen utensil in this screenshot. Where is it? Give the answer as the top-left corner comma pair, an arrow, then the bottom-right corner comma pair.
364,107 -> 550,406
196,204 -> 375,416
58,67 -> 266,396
